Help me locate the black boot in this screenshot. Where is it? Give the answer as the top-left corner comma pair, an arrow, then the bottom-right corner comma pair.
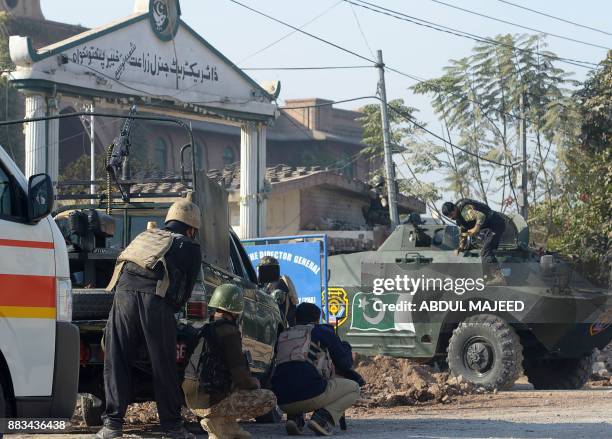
286,413 -> 306,435
308,409 -> 334,436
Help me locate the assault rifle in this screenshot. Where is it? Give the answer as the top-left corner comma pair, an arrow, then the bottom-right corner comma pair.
105,105 -> 137,206
106,105 -> 137,181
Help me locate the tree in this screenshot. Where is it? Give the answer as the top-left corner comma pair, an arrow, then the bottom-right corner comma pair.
536,52 -> 612,284
575,51 -> 612,153
358,98 -> 441,206
412,34 -> 574,234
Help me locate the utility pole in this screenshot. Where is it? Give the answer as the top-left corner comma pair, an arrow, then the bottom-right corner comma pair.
376,50 -> 400,229
519,93 -> 528,220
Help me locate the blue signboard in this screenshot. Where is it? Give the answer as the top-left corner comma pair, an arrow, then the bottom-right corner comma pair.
245,242 -> 323,308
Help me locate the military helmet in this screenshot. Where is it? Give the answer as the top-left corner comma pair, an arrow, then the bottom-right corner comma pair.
258,256 -> 279,267
208,284 -> 244,315
165,194 -> 201,229
370,174 -> 384,187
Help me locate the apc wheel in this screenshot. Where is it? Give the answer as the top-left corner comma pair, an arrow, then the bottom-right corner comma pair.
447,314 -> 523,390
524,354 -> 593,390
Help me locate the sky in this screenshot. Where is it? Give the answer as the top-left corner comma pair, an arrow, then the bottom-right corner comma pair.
41,0 -> 611,208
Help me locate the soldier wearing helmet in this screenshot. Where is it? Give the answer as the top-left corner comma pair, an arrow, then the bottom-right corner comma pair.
183,284 -> 277,439
96,194 -> 202,439
257,256 -> 298,327
441,198 -> 506,285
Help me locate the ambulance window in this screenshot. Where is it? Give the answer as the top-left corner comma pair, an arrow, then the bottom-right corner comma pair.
0,164 -> 23,219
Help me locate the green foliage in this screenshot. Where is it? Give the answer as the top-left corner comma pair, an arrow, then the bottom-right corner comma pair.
575,50 -> 612,153
533,54 -> 612,284
412,34 -> 574,213
358,98 -> 418,157
358,98 -> 440,207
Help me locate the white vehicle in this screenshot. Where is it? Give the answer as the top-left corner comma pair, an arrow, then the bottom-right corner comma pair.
0,145 -> 78,419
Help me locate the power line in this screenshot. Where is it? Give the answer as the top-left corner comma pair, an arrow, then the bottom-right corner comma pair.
224,0 -> 566,126
348,1 -> 376,58
237,0 -> 344,64
385,104 -> 523,168
427,0 -> 610,50
241,65 -> 372,70
281,95 -> 378,109
345,0 -> 598,68
228,0 -> 376,64
495,0 -> 612,37
280,96 -> 523,169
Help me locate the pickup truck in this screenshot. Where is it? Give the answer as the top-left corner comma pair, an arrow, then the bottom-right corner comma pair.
55,178 -> 285,425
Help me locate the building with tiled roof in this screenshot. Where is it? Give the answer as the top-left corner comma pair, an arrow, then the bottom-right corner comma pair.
120,163 -> 425,252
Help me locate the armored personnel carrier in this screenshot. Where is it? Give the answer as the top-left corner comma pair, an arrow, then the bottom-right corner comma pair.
328,213 -> 612,390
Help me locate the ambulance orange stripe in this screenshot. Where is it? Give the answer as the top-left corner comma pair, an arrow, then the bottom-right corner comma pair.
0,274 -> 56,307
0,239 -> 54,249
0,306 -> 55,319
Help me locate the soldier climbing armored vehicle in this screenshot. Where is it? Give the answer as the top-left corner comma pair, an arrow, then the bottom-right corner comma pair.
328,212 -> 612,390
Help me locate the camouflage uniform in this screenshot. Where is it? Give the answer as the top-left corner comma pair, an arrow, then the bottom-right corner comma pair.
192,388 -> 276,420
183,285 -> 277,439
457,205 -> 486,250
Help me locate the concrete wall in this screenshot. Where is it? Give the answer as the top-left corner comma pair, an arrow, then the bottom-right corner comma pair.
229,188 -> 301,237
300,187 -> 368,230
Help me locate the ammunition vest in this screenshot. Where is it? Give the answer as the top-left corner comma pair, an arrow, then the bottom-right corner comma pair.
455,198 -> 493,230
106,228 -> 176,297
183,320 -> 234,408
276,324 -> 334,380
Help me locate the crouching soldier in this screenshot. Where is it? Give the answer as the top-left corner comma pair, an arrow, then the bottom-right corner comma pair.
183,284 -> 277,439
272,303 -> 360,436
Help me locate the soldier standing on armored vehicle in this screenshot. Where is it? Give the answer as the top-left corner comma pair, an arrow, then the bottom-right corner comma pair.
442,199 -> 506,285
96,196 -> 202,439
183,284 -> 277,439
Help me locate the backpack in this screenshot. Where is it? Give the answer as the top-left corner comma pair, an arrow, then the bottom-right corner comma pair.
275,324 -> 334,379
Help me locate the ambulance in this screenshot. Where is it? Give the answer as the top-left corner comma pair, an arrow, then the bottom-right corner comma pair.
0,145 -> 78,419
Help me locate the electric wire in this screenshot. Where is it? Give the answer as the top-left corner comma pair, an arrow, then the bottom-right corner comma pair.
494,0 -> 612,37
237,0 -> 344,64
281,95 -> 523,168
344,0 -> 598,68
427,0 -> 610,50
241,65 -> 372,70
348,0 -> 376,58
227,0 -> 376,65
224,0 -> 569,125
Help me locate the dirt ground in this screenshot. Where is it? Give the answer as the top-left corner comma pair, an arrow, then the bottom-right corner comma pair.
7,348 -> 611,439
6,380 -> 611,439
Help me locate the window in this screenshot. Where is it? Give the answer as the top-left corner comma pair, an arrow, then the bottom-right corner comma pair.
0,166 -> 13,217
154,137 -> 167,172
0,164 -> 26,221
223,146 -> 235,166
5,0 -> 19,9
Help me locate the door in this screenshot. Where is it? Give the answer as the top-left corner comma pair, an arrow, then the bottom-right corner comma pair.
0,159 -> 56,397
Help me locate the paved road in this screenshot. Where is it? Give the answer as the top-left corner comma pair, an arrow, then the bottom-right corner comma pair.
6,387 -> 612,439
